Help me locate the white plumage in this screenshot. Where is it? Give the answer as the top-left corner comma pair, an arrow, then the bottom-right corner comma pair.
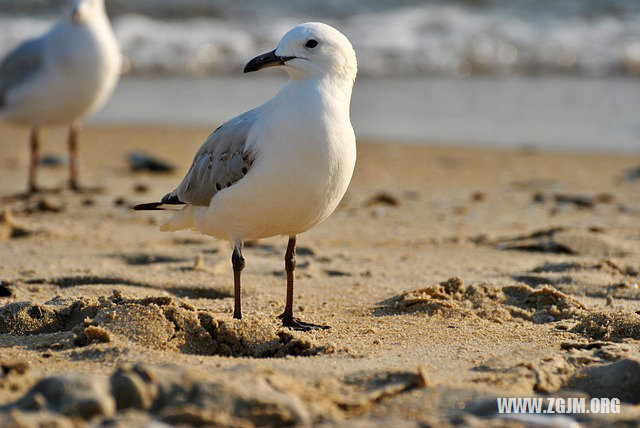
135,22 -> 357,330
162,76 -> 356,241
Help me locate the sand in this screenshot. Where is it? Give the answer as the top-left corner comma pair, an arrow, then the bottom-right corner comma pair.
0,124 -> 639,426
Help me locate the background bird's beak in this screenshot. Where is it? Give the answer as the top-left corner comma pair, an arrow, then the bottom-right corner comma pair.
71,7 -> 83,24
244,50 -> 295,73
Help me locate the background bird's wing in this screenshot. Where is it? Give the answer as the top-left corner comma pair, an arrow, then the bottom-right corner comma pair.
0,37 -> 46,109
165,110 -> 258,207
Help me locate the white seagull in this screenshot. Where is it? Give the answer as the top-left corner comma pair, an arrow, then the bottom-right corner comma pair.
134,22 -> 357,330
0,0 -> 121,193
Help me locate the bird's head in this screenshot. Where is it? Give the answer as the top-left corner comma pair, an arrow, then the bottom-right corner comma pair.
244,22 -> 357,83
69,0 -> 106,25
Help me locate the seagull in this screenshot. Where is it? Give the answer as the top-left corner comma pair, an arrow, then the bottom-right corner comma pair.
0,0 -> 121,193
134,22 -> 357,331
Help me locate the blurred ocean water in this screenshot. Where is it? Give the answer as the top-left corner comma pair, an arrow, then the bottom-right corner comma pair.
1,1 -> 638,152
90,75 -> 640,153
1,0 -> 640,77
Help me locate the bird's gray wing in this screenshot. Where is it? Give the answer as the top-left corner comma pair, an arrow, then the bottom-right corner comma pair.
0,37 -> 46,109
163,110 -> 258,207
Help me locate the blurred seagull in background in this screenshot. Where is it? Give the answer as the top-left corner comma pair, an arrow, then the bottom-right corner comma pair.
134,22 -> 357,331
0,0 -> 121,193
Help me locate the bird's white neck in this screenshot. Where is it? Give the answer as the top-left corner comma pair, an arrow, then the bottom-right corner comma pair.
83,13 -> 111,30
281,76 -> 353,113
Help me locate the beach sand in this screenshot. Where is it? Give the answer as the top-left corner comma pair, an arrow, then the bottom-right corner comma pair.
1,124 -> 639,426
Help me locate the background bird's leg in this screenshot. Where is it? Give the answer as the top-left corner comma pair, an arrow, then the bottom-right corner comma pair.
28,126 -> 40,193
280,235 -> 330,331
68,124 -> 80,191
232,241 -> 245,319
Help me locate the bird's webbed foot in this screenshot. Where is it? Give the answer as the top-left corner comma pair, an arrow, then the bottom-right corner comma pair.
278,313 -> 330,331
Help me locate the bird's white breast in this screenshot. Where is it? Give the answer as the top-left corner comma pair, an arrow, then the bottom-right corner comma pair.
192,78 -> 356,241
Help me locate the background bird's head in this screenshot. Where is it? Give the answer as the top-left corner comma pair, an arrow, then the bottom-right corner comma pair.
69,0 -> 106,25
244,22 -> 357,83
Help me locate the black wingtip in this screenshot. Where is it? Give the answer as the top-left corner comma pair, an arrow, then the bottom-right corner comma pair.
132,202 -> 163,211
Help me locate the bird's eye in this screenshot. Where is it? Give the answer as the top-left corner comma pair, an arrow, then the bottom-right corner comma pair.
305,39 -> 318,48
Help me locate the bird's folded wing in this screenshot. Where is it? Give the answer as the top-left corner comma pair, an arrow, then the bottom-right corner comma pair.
166,110 -> 258,207
0,37 -> 46,108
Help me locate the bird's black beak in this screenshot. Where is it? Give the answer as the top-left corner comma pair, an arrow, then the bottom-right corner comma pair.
71,7 -> 81,23
71,5 -> 84,24
244,49 -> 295,73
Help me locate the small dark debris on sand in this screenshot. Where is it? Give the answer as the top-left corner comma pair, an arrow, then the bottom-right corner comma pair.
133,183 -> 149,193
553,193 -> 595,208
622,164 -> 640,182
496,227 -> 571,253
532,192 -> 547,203
618,204 -> 640,215
297,246 -> 316,256
530,261 -> 585,273
127,152 -> 175,173
470,191 -> 486,202
554,193 -> 614,208
113,197 -> 133,208
366,192 -> 399,207
172,237 -> 208,246
38,154 -> 66,167
120,253 -> 188,266
532,192 -> 615,207
324,269 -> 352,277
496,227 -> 628,257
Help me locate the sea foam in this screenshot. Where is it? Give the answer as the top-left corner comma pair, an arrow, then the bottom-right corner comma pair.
1,3 -> 639,77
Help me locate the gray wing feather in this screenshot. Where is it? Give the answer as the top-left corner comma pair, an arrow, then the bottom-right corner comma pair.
167,110 -> 258,206
0,37 -> 46,108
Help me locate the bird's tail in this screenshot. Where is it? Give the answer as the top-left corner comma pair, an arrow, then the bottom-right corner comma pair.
133,193 -> 184,211
160,205 -> 196,231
